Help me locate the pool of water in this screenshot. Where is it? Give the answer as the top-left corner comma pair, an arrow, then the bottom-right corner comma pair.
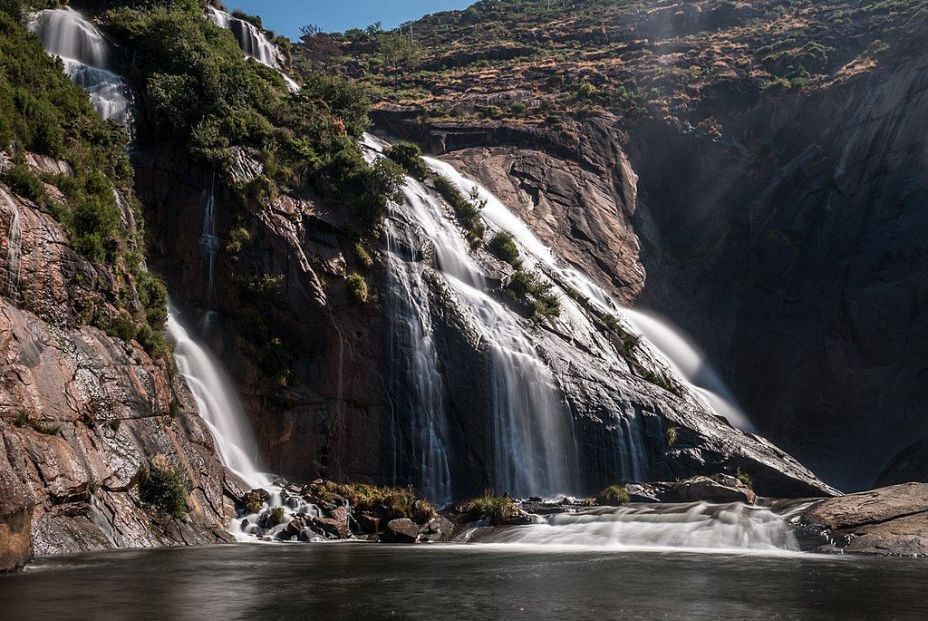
1,544 -> 924,620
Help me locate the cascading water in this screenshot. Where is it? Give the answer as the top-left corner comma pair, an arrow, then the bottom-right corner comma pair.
384,214 -> 454,505
460,502 -> 804,553
30,8 -> 133,125
166,303 -> 269,491
199,173 -> 220,306
205,6 -> 300,93
1,188 -> 22,299
425,157 -> 754,432
366,135 -> 579,499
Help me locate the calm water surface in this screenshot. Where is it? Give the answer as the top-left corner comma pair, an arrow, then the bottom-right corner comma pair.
0,544 -> 924,620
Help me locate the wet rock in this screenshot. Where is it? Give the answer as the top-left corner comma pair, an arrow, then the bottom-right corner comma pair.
357,512 -> 381,534
382,518 -> 421,544
801,484 -> 928,556
420,516 -> 454,543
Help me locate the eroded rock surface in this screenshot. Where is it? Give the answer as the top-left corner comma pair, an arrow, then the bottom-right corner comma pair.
801,484 -> 928,556
0,166 -> 232,570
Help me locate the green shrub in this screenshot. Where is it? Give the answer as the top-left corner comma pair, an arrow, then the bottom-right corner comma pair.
506,269 -> 560,318
488,231 -> 521,267
346,272 -> 369,303
225,226 -> 252,254
597,485 -> 630,505
139,461 -> 189,518
385,141 -> 429,181
432,175 -> 485,247
510,101 -> 527,115
643,370 -> 681,396
354,242 -> 373,269
736,468 -> 753,490
307,481 -> 424,521
267,506 -> 286,526
463,494 -> 518,525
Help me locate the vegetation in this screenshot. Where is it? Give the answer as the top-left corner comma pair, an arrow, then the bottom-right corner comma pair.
139,460 -> 189,519
432,176 -> 485,247
506,269 -> 560,319
597,485 -> 630,506
307,481 -> 434,522
665,425 -> 679,447
644,370 -> 682,397
462,493 -> 518,525
736,468 -> 753,491
488,231 -> 521,268
103,2 -> 402,233
385,141 -> 429,181
266,506 -> 286,526
0,7 -> 170,359
346,272 -> 369,303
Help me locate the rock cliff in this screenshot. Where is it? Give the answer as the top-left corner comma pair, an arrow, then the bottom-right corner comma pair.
0,158 -> 232,571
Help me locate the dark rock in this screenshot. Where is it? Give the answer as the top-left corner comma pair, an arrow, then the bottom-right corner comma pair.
420,516 -> 455,543
382,518 -> 421,544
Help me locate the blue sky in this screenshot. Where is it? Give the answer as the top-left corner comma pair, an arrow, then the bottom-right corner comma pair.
227,0 -> 473,39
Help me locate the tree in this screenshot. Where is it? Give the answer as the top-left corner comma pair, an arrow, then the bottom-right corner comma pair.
299,24 -> 340,71
379,30 -> 422,90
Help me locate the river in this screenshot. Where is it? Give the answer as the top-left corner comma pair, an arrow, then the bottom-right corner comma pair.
1,544 -> 924,620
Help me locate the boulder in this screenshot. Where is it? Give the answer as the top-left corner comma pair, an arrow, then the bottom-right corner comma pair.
382,518 -> 421,543
800,483 -> 928,556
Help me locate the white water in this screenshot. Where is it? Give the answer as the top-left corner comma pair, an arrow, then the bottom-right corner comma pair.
167,303 -> 269,491
30,8 -> 132,125
385,213 -> 454,504
1,188 -> 22,298
462,503 -> 802,554
425,157 -> 754,432
366,135 -> 579,498
205,6 -> 300,93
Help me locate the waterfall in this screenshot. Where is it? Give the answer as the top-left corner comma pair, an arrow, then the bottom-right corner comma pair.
366,135 -> 579,498
205,6 -> 300,93
166,303 -> 270,491
199,173 -> 220,305
425,157 -> 754,433
30,8 -> 132,125
1,188 -> 22,299
385,215 -> 454,504
460,502 -> 803,553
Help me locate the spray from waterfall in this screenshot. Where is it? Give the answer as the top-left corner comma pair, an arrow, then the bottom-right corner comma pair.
30,8 -> 133,125
167,303 -> 269,491
425,156 -> 754,433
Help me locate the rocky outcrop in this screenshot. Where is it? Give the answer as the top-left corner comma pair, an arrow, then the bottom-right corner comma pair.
801,484 -> 928,556
0,163 -> 232,569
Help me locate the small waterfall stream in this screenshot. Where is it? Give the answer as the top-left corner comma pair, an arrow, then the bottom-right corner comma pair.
167,303 -> 270,491
1,188 -> 22,299
30,8 -> 132,125
205,6 -> 300,93
199,173 -> 220,306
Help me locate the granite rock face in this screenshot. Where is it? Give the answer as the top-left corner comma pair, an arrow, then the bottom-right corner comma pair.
0,164 -> 232,571
801,484 -> 928,556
